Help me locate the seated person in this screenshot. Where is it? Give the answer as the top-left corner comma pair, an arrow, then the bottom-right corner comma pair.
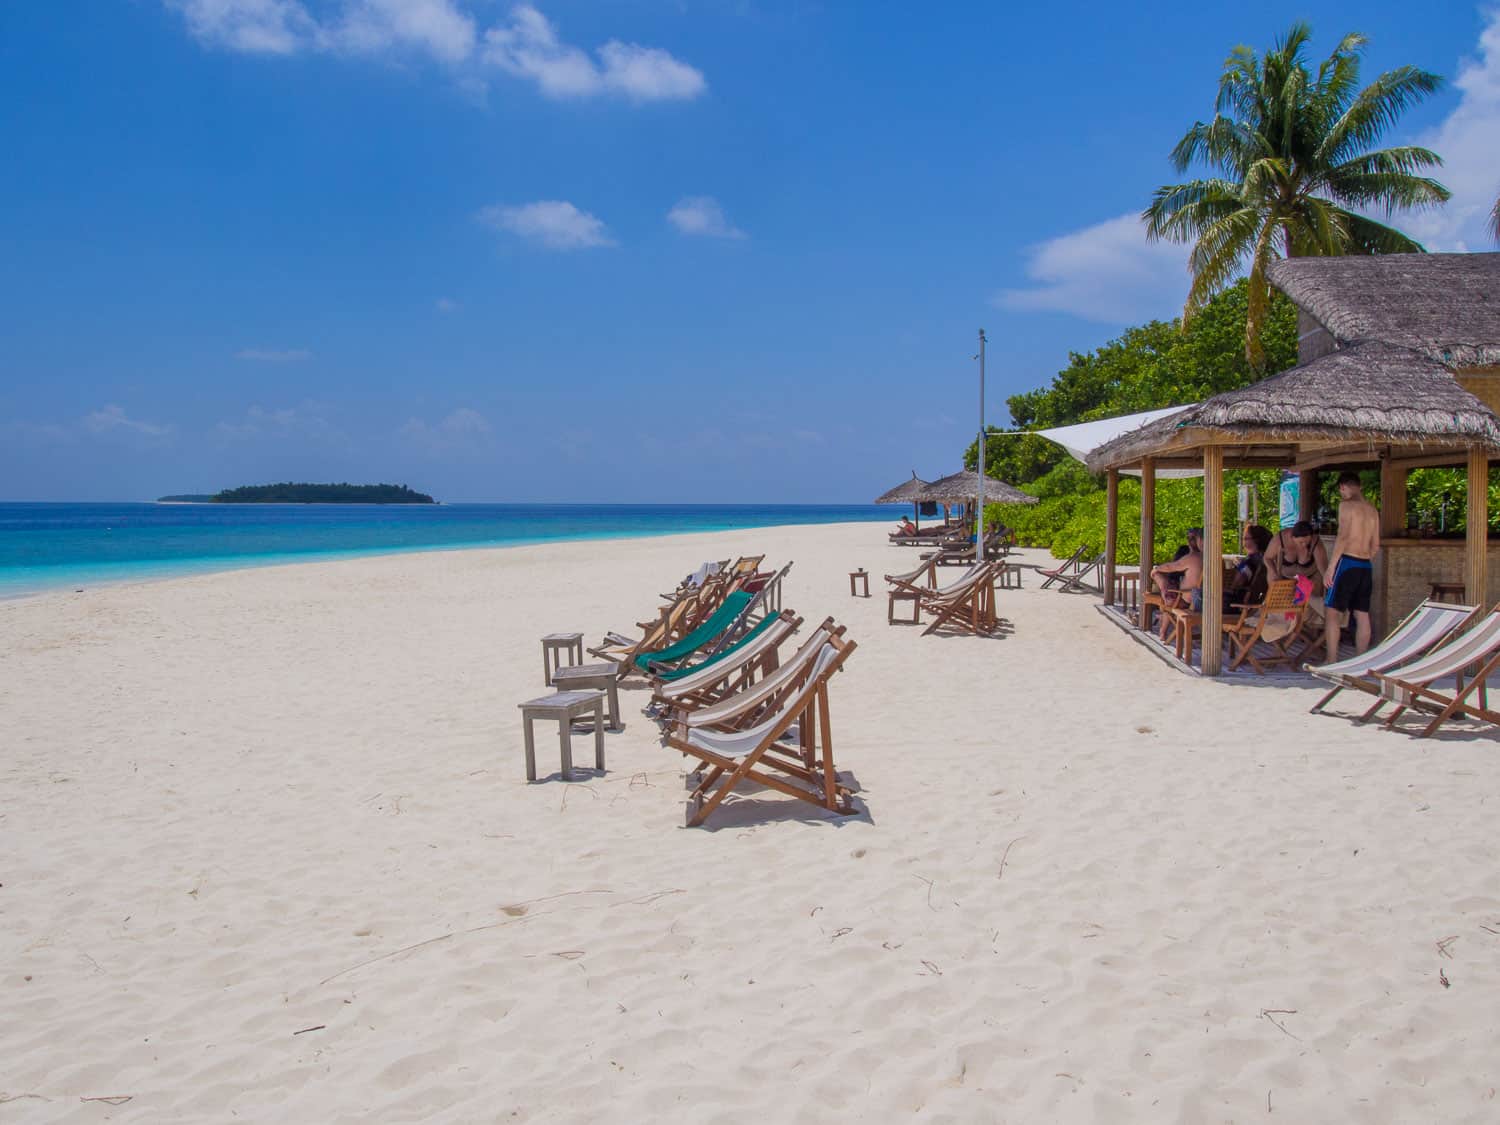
894,516 -> 917,537
1149,527 -> 1203,638
1225,524 -> 1272,612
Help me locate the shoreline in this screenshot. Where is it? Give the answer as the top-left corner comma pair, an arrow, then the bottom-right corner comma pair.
0,518 -> 888,605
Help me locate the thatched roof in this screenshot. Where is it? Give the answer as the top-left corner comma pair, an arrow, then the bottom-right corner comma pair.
1086,341 -> 1500,472
919,470 -> 1038,505
874,473 -> 930,504
1267,252 -> 1500,368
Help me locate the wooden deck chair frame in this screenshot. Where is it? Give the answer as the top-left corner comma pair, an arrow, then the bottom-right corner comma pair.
1055,551 -> 1107,594
1037,546 -> 1088,590
669,631 -> 857,828
1307,601 -> 1485,714
1359,609 -> 1500,737
1222,579 -> 1307,674
920,562 -> 1000,636
652,612 -> 807,716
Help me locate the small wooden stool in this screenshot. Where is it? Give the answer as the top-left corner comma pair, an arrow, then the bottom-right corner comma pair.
1429,582 -> 1467,604
518,690 -> 605,781
1114,571 -> 1139,615
888,588 -> 922,625
849,568 -> 870,597
541,632 -> 584,686
549,663 -> 622,730
996,563 -> 1023,589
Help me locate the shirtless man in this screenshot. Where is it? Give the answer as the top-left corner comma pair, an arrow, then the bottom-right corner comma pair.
1149,528 -> 1203,639
1323,472 -> 1381,662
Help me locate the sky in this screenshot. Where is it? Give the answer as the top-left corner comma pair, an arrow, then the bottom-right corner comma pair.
2,2 -> 1498,503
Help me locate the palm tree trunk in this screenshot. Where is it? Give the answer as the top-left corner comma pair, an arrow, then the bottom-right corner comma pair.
1243,220 -> 1279,377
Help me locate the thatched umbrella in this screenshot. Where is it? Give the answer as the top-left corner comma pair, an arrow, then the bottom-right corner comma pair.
919,470 -> 1038,509
875,472 -> 930,528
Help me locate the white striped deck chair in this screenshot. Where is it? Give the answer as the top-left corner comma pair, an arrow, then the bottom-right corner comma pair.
1362,606 -> 1500,737
1306,600 -> 1480,714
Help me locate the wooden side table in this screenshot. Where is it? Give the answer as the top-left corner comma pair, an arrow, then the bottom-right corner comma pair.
1114,571 -> 1139,615
889,588 -> 921,624
518,690 -> 606,781
550,663 -> 622,730
849,568 -> 870,597
541,632 -> 584,686
1429,582 -> 1467,604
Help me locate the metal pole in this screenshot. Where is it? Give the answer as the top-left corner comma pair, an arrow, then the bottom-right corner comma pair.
977,329 -> 987,552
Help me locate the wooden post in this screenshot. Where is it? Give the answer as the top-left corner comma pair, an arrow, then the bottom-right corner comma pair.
1299,470 -> 1319,524
1138,459 -> 1156,630
1202,447 -> 1224,676
1104,469 -> 1119,606
1466,447 -> 1488,607
1379,455 -> 1407,538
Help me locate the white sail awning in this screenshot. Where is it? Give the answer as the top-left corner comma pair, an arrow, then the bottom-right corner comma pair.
1034,405 -> 1201,478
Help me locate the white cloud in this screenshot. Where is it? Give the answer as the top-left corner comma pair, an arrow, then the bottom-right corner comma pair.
483,5 -> 705,101
995,212 -> 1190,324
235,347 -> 312,362
478,199 -> 614,250
164,2 -> 705,102
82,405 -> 174,438
667,196 -> 746,239
1397,9 -> 1500,251
399,407 -> 493,454
165,0 -> 317,55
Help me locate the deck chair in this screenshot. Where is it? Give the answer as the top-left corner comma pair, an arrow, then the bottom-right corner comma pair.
668,630 -> 857,827
885,556 -> 939,624
650,608 -> 795,686
1221,579 -> 1308,674
591,593 -> 697,668
1055,551 -> 1107,594
1307,600 -> 1482,714
652,612 -> 805,715
634,590 -> 755,675
1037,546 -> 1088,590
920,562 -> 1000,636
1359,607 -> 1500,737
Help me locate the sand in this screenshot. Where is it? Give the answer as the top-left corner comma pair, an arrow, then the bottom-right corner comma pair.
3,521 -> 1499,1122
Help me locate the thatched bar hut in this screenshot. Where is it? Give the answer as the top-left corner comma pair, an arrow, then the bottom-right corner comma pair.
1087,251 -> 1500,675
918,470 -> 1038,508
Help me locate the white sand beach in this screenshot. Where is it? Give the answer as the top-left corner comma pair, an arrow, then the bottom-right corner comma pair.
4,521 -> 1500,1122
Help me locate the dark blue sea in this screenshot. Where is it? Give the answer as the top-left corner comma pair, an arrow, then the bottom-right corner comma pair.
0,503 -> 891,598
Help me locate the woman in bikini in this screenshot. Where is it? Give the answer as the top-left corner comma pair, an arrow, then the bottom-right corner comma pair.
1265,519 -> 1328,622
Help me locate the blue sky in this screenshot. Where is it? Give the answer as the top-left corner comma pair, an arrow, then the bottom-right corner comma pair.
2,2 -> 1498,502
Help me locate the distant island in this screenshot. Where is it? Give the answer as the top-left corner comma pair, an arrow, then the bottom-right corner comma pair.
157,483 -> 437,504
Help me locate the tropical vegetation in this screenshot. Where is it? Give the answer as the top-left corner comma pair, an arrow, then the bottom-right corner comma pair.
1144,22 -> 1449,373
210,483 -> 436,504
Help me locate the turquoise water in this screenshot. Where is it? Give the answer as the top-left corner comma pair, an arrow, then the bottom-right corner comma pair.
0,503 -> 892,598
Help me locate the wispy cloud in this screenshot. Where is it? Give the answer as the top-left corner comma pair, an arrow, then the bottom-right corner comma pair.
215,403 -> 337,440
435,296 -> 459,313
667,196 -> 746,239
399,406 -> 493,455
482,5 -> 705,101
82,405 -> 174,438
235,347 -> 312,362
478,199 -> 615,250
1397,9 -> 1500,251
995,212 -> 1190,325
164,2 -> 705,102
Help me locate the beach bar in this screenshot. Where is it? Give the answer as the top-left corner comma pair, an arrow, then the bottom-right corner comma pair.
1087,252 -> 1500,675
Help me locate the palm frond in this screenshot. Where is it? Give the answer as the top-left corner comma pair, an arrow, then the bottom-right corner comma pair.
1340,210 -> 1428,254
1318,65 -> 1445,165
1144,180 -> 1244,243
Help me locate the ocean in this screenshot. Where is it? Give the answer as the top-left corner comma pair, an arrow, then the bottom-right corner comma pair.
0,502 -> 893,599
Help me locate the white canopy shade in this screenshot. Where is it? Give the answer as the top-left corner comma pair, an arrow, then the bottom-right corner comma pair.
1034,405 -> 1201,479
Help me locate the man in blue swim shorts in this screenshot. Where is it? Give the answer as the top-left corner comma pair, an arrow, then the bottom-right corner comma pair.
1323,471 -> 1381,663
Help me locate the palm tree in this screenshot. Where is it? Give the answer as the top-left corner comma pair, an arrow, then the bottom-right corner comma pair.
1146,24 -> 1450,373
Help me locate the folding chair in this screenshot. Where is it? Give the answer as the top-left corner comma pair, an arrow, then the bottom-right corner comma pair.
1037,546 -> 1087,590
1306,600 -> 1482,714
1361,608 -> 1500,737
1221,579 -> 1308,674
920,562 -> 1000,636
669,631 -> 858,827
